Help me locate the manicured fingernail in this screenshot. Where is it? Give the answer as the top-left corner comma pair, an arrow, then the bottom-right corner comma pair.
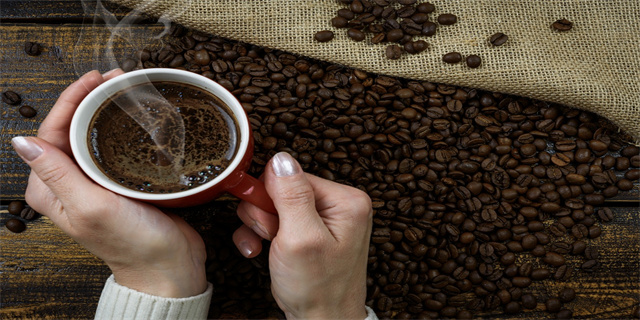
11,137 -> 43,162
271,152 -> 300,177
251,221 -> 271,240
102,68 -> 122,77
237,241 -> 254,258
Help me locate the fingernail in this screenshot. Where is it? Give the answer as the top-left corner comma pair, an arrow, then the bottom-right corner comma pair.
102,68 -> 122,77
271,152 -> 300,177
11,137 -> 43,162
237,241 -> 254,258
251,221 -> 272,240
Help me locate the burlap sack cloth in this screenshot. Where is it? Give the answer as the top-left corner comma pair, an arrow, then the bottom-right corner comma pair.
112,0 -> 640,142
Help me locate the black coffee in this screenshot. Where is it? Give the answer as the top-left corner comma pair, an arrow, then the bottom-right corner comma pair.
88,81 -> 239,193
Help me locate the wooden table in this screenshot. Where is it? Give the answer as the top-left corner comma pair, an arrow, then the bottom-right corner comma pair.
1,1 -> 639,319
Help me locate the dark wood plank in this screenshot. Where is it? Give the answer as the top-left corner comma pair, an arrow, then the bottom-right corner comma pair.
0,0 -> 133,22
0,24 -> 164,200
1,205 -> 638,319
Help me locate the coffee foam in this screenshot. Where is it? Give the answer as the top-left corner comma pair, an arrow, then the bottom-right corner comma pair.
89,82 -> 239,193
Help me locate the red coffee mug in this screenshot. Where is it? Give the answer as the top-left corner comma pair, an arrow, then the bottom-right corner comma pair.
69,68 -> 276,212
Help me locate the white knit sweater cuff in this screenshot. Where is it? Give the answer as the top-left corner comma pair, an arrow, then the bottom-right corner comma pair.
95,275 -> 213,320
365,306 -> 379,320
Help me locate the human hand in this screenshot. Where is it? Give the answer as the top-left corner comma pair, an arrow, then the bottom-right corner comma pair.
11,70 -> 207,298
232,152 -> 373,319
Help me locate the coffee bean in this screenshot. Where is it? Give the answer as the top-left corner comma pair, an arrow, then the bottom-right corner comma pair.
558,287 -> 576,302
437,14 -> 457,25
422,22 -> 437,37
314,30 -> 334,42
552,19 -> 573,31
404,40 -> 428,54
466,55 -> 481,68
8,201 -> 25,215
581,259 -> 598,272
554,265 -> 573,280
19,105 -> 37,118
347,28 -> 366,41
557,309 -> 574,319
543,252 -> 566,267
20,207 -> 37,220
385,45 -> 403,60
5,218 -> 26,233
331,16 -> 349,28
520,294 -> 537,309
443,52 -> 462,64
25,41 -> 42,56
2,91 -> 22,105
546,298 -> 562,313
489,33 -> 508,46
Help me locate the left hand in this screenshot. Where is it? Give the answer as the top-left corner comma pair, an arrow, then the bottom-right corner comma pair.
13,70 -> 208,298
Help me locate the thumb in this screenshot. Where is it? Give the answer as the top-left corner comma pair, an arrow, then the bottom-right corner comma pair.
265,152 -> 326,235
12,136 -> 107,212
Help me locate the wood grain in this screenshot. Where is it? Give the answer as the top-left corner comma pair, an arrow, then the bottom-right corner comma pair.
1,205 -> 638,319
0,0 -> 135,22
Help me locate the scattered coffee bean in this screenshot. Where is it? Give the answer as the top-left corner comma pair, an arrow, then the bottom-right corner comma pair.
546,298 -> 562,313
489,33 -> 508,46
8,201 -> 25,215
20,207 -> 37,220
404,40 -> 428,54
121,58 -> 138,72
443,52 -> 462,64
19,105 -> 37,118
558,287 -> 576,302
385,45 -> 403,60
466,55 -> 482,68
557,309 -> 574,319
5,218 -> 26,233
314,30 -> 334,42
437,14 -> 457,25
2,91 -> 22,105
24,41 -> 42,56
552,19 -> 573,31
347,28 -> 365,41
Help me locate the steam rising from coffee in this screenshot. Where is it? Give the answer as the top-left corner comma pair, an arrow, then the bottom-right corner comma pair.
75,0 -> 195,186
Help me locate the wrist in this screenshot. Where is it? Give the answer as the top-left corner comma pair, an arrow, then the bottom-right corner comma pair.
110,264 -> 207,298
287,305 -> 368,320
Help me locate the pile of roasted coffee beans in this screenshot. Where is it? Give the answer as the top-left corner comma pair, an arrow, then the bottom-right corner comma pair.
119,23 -> 640,319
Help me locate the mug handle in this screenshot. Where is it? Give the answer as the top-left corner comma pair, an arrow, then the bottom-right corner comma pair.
228,172 -> 277,214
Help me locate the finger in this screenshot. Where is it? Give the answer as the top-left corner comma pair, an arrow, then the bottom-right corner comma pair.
237,200 -> 279,240
264,152 -> 329,237
37,70 -> 106,153
102,68 -> 125,81
298,174 -> 373,242
232,225 -> 263,258
12,136 -> 112,222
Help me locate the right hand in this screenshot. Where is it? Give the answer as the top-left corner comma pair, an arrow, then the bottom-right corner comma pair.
233,152 -> 373,319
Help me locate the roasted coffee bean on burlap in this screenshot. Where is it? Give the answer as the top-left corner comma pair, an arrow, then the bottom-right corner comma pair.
121,24 -> 639,319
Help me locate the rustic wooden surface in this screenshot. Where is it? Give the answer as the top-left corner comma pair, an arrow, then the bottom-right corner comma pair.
1,1 -> 639,319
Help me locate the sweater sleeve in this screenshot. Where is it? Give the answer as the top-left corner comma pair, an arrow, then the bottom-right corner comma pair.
365,306 -> 379,320
94,275 -> 213,320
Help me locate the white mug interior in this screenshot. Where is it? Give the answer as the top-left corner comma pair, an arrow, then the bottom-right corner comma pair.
69,68 -> 250,200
